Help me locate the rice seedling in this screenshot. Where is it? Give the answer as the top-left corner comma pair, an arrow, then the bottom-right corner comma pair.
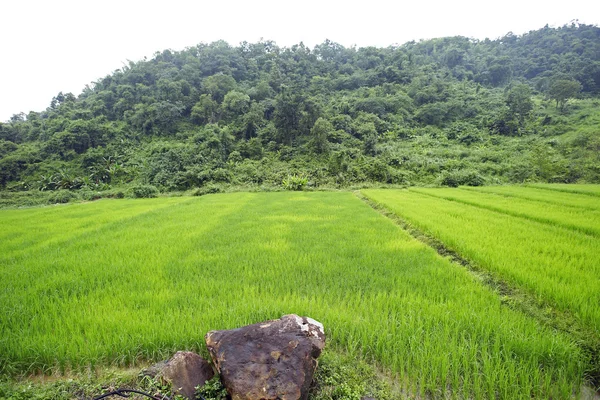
463,185 -> 600,210
410,187 -> 600,237
0,197 -> 190,259
361,189 -> 600,335
0,192 -> 586,398
527,183 -> 600,197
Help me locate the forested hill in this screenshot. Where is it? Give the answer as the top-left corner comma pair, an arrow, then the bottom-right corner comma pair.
1,23 -> 600,196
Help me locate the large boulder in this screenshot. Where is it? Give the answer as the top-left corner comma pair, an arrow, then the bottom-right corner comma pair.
143,351 -> 214,399
205,314 -> 326,400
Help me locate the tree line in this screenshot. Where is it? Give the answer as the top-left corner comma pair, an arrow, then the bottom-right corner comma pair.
1,22 -> 599,194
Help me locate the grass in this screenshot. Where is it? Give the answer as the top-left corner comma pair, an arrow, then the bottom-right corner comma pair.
361,188 -> 600,336
0,192 -> 586,398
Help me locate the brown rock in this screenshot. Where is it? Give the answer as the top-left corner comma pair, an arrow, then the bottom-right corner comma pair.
205,314 -> 326,400
147,351 -> 214,399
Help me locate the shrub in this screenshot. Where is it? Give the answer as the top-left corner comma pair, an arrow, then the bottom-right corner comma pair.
440,172 -> 461,188
79,190 -> 103,201
47,190 -> 78,204
130,184 -> 159,198
439,170 -> 485,187
282,174 -> 308,191
193,184 -> 223,196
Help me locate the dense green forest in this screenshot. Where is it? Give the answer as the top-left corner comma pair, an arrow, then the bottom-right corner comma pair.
1,23 -> 600,198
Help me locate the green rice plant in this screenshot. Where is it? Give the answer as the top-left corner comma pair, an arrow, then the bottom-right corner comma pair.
362,189 -> 600,335
526,183 -> 600,197
463,185 -> 600,211
0,197 -> 189,260
411,187 -> 600,237
0,193 -> 585,398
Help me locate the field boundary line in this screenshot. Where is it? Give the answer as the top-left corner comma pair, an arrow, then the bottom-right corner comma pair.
410,188 -> 599,238
355,190 -> 600,387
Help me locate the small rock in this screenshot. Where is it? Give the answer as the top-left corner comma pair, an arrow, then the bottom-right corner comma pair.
205,314 -> 326,400
144,351 -> 214,399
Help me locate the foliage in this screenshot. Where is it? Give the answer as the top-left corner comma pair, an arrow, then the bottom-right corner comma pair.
310,350 -> 398,400
282,174 -> 308,190
196,375 -> 228,400
548,79 -> 582,111
0,190 -> 62,208
130,184 -> 159,198
439,169 -> 485,187
47,189 -> 78,204
192,184 -> 223,196
1,24 -> 600,194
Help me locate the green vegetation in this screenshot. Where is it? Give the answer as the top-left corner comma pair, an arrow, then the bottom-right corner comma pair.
527,183 -> 600,197
309,350 -> 399,400
0,368 -> 187,400
410,186 -> 600,236
464,185 -> 600,210
0,192 -> 586,398
362,187 -> 600,335
0,349 -> 398,400
3,22 -> 600,395
1,24 -> 600,198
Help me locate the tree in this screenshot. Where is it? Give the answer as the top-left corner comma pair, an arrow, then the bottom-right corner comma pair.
548,79 -> 582,111
191,95 -> 219,124
505,84 -> 533,128
309,118 -> 332,154
273,91 -> 302,145
222,91 -> 250,117
241,103 -> 266,139
354,122 -> 378,156
203,73 -> 236,103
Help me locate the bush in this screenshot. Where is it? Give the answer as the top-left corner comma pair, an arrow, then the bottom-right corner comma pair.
47,190 -> 77,204
439,170 -> 485,187
79,190 -> 103,201
130,184 -> 159,198
192,184 -> 223,196
440,173 -> 461,188
282,174 -> 308,191
0,191 -> 53,208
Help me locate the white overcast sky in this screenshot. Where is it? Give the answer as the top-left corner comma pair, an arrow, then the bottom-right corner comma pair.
1,0 -> 599,122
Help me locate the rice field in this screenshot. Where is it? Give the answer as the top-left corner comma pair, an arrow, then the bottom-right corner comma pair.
463,185 -> 600,211
409,187 -> 600,237
527,183 -> 600,197
362,187 -> 600,335
0,192 -> 589,398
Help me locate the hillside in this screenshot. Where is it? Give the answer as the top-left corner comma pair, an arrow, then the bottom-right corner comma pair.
1,23 -> 599,196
